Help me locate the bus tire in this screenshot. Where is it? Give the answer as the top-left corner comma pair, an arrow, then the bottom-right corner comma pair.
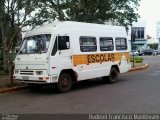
103,67 -> 118,84
57,73 -> 72,93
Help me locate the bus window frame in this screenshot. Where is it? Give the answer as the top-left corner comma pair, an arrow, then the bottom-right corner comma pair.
99,37 -> 114,51
79,36 -> 97,52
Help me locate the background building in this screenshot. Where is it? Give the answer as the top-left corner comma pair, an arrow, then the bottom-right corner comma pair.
128,21 -> 147,51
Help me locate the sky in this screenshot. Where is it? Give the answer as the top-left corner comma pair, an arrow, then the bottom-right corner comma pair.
138,0 -> 160,38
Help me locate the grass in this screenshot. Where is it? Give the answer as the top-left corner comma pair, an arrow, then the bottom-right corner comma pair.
130,57 -> 144,63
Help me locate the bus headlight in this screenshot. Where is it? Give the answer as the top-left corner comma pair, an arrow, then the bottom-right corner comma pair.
36,71 -> 43,75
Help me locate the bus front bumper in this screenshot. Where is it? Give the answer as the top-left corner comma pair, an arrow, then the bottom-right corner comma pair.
14,75 -> 58,84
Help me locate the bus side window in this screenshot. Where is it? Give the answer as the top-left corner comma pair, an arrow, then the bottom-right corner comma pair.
58,36 -> 70,50
115,38 -> 127,50
100,37 -> 114,51
51,37 -> 58,56
80,36 -> 97,52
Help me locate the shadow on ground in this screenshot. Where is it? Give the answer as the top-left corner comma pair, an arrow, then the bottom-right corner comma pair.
28,78 -> 127,94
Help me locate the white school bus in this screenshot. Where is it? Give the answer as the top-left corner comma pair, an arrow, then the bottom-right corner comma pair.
14,21 -> 131,92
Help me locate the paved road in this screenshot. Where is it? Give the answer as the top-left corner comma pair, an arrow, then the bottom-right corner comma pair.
0,56 -> 160,114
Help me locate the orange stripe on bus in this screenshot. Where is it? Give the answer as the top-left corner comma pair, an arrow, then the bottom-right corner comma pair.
72,52 -> 130,66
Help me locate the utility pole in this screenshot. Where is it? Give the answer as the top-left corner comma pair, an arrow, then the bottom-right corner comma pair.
131,31 -> 136,67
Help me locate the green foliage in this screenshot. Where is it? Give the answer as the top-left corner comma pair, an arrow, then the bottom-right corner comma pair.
32,0 -> 141,30
0,0 -> 39,72
0,0 -> 40,50
65,0 -> 112,23
109,0 -> 140,31
147,43 -> 158,50
130,57 -> 144,63
9,53 -> 17,61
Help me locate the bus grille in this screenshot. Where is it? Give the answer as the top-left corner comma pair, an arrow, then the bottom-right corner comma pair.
20,70 -> 34,75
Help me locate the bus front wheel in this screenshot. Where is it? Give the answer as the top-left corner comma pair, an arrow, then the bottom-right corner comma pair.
57,73 -> 73,93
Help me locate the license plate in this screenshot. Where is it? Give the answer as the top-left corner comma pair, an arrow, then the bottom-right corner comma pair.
22,76 -> 29,80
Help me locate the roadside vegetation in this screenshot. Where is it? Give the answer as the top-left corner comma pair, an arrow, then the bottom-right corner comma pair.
130,57 -> 144,63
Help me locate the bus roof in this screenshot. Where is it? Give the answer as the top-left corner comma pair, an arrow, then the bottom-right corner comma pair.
25,21 -> 127,37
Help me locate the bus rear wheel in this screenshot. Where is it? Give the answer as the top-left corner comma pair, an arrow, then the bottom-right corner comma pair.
103,67 -> 118,84
57,73 -> 72,93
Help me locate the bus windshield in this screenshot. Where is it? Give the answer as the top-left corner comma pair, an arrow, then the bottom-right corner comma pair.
19,34 -> 51,54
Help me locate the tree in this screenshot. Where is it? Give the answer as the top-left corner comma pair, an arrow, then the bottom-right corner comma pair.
0,0 -> 39,85
32,0 -> 113,24
0,25 -> 3,66
64,0 -> 112,23
110,0 -> 140,30
0,23 -> 2,59
34,0 -> 140,29
148,43 -> 158,50
25,0 -> 64,28
0,0 -> 6,71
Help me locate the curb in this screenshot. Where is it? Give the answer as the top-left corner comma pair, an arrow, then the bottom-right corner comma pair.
129,63 -> 149,72
0,86 -> 27,95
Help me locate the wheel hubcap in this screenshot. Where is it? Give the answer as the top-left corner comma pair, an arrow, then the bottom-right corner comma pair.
61,78 -> 69,88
